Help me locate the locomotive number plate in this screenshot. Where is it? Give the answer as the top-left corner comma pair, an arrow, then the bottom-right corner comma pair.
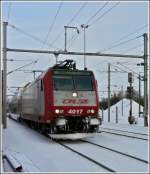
68,109 -> 83,115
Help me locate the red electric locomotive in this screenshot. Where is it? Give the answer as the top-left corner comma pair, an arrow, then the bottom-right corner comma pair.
10,60 -> 102,138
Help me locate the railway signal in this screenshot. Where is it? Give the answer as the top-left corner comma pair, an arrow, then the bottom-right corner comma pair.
127,72 -> 135,124
127,86 -> 133,95
128,72 -> 134,83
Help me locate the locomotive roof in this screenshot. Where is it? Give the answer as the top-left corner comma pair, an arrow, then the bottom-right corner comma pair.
52,69 -> 93,75
21,68 -> 94,89
38,68 -> 93,79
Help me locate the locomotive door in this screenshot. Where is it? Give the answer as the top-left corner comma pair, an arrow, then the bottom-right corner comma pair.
36,80 -> 44,119
36,81 -> 41,119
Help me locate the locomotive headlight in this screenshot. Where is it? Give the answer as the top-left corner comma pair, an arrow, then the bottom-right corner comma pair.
72,92 -> 77,97
91,109 -> 95,114
87,109 -> 95,114
55,109 -> 64,114
55,109 -> 60,114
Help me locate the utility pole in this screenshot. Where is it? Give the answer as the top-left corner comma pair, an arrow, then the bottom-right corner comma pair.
121,85 -> 123,116
143,33 -> 148,127
64,26 -> 67,52
81,24 -> 88,70
33,71 -> 36,80
138,73 -> 141,118
2,21 -> 8,128
108,63 -> 110,122
116,106 -> 118,123
129,79 -> 133,119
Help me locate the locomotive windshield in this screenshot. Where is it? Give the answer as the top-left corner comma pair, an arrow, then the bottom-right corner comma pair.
53,74 -> 94,91
74,75 -> 93,90
53,75 -> 74,90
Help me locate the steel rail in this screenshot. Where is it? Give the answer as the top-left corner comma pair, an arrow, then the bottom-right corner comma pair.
100,127 -> 148,136
54,140 -> 116,172
99,130 -> 148,141
81,140 -> 148,164
9,117 -> 148,170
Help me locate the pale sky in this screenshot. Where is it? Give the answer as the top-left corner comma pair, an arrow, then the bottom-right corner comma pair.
1,1 -> 149,98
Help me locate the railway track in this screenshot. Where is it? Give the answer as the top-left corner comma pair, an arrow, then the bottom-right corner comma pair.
9,115 -> 148,141
100,127 -> 148,136
80,140 -> 148,164
99,128 -> 148,141
9,113 -> 148,141
8,119 -> 114,172
8,118 -> 148,172
52,139 -> 148,172
54,140 -> 116,172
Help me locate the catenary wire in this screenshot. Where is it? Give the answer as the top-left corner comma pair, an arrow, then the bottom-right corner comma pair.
100,35 -> 143,52
8,23 -> 56,49
7,2 -> 12,22
121,44 -> 143,54
34,1 -> 63,65
7,60 -> 38,75
90,41 -> 144,69
85,2 -> 109,25
67,2 -> 109,46
48,2 -> 88,49
116,62 -> 141,76
88,2 -> 120,26
7,59 -> 34,62
42,1 -> 63,49
101,24 -> 147,52
68,2 -> 120,48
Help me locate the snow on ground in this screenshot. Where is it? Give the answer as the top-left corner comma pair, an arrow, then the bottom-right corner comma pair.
2,100 -> 149,173
87,131 -> 148,161
2,158 -> 14,172
101,122 -> 148,135
64,138 -> 148,172
2,118 -> 107,172
2,118 -> 148,172
101,98 -> 145,126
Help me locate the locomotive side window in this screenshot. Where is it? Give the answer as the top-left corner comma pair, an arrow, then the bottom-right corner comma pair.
74,75 -> 93,91
54,75 -> 74,90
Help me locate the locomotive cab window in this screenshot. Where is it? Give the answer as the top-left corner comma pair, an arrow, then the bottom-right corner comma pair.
54,75 -> 74,90
74,75 -> 93,91
53,73 -> 94,91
